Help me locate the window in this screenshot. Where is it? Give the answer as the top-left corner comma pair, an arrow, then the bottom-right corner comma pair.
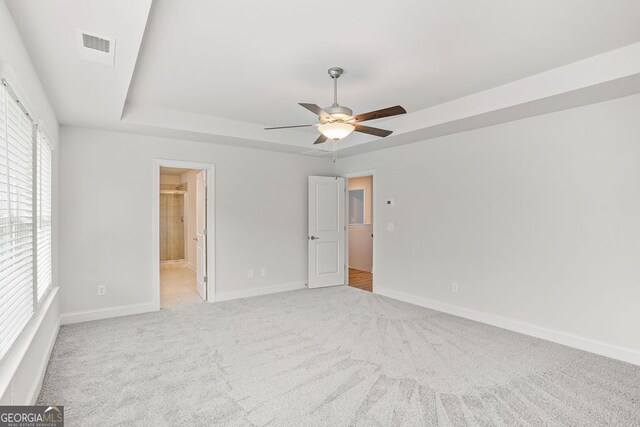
0,80 -> 54,360
37,130 -> 52,300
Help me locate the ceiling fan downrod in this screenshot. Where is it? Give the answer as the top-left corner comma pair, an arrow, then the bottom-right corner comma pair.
328,67 -> 343,107
324,67 -> 352,121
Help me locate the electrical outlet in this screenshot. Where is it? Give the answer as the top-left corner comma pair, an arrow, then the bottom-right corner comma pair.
248,269 -> 254,279
451,282 -> 459,293
260,268 -> 267,277
97,285 -> 106,296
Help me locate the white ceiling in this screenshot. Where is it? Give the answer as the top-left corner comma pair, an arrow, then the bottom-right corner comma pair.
129,0 -> 640,125
6,0 -> 640,155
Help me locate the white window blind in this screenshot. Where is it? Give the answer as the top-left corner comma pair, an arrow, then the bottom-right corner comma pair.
0,82 -> 35,360
36,130 -> 52,301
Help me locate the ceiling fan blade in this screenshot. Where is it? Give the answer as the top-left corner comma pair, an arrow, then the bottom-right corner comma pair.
264,124 -> 314,130
299,103 -> 332,122
313,134 -> 328,145
353,124 -> 393,138
353,105 -> 406,123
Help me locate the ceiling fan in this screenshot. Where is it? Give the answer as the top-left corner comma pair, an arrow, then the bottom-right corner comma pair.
264,67 -> 407,145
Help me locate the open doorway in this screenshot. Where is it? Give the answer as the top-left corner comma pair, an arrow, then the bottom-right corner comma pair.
158,166 -> 208,307
347,175 -> 373,292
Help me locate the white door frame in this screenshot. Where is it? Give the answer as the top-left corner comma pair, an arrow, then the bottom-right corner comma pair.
343,169 -> 376,285
152,159 -> 215,308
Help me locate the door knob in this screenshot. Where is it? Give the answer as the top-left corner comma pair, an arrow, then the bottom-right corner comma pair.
308,236 -> 320,240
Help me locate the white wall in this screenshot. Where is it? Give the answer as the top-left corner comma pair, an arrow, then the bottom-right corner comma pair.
0,0 -> 60,404
338,93 -> 640,361
159,174 -> 181,186
58,126 -> 332,315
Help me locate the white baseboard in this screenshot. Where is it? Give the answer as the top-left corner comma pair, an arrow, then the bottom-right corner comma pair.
215,281 -> 306,302
60,302 -> 158,325
375,286 -> 640,366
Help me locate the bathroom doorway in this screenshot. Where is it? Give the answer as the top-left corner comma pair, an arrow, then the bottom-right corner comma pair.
158,167 -> 206,307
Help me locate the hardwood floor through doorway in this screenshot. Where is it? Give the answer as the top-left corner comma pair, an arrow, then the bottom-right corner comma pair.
348,268 -> 372,292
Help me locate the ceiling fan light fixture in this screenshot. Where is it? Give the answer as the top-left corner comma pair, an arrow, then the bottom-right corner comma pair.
330,112 -> 351,120
318,122 -> 355,140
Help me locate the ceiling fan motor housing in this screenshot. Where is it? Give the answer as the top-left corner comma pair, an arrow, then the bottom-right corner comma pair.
322,105 -> 353,123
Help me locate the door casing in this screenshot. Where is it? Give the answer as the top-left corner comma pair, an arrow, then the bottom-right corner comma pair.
195,171 -> 208,300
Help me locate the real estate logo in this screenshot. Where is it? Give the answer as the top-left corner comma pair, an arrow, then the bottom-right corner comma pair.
0,405 -> 63,427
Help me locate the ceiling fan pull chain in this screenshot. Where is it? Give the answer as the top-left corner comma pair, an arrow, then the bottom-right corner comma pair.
333,143 -> 338,179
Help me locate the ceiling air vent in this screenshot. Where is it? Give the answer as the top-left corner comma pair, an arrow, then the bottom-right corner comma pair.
76,30 -> 116,66
82,33 -> 110,53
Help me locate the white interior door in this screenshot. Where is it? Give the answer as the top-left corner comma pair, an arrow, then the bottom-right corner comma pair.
308,176 -> 345,288
196,171 -> 207,300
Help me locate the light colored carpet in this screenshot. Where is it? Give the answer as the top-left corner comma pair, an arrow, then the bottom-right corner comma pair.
39,286 -> 640,426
